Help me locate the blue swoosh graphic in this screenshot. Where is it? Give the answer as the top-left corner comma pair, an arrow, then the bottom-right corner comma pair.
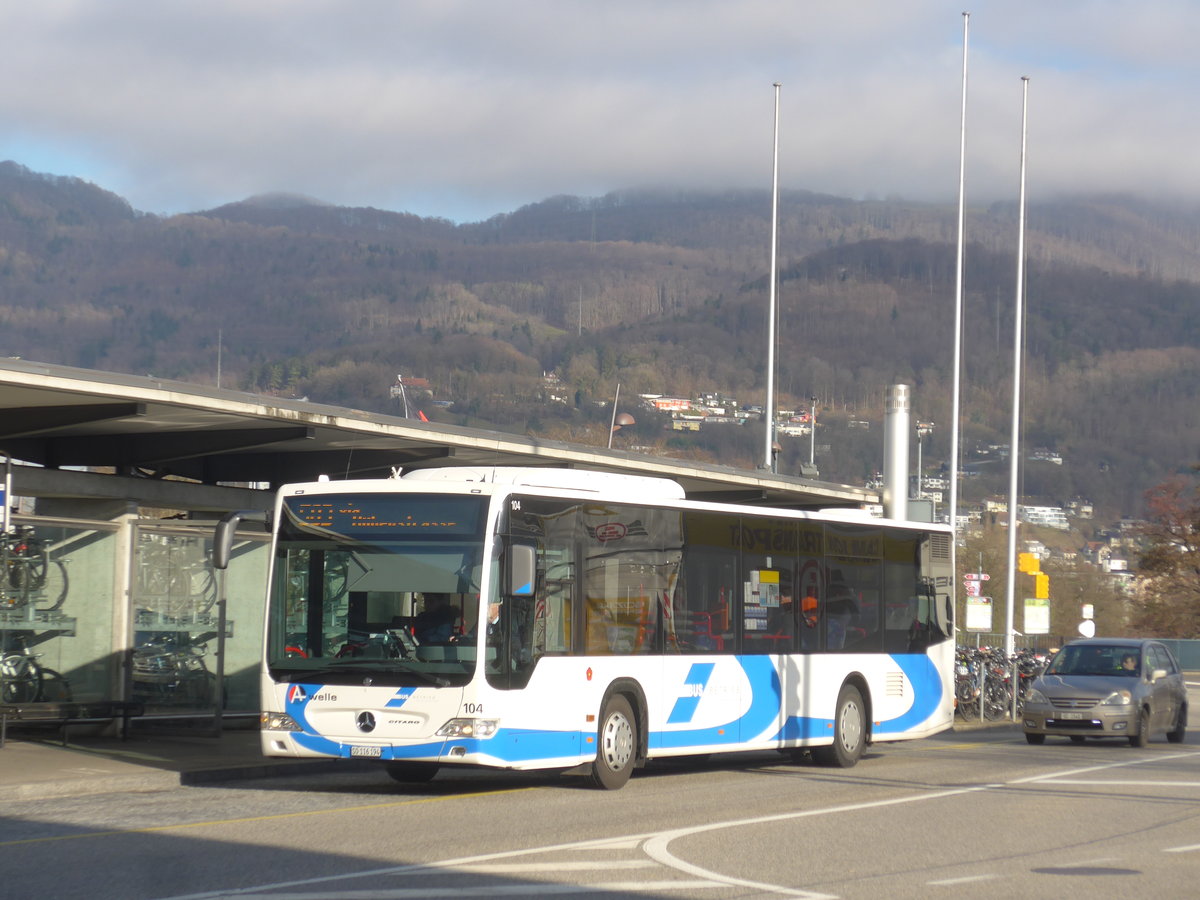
653,656 -> 781,749
772,653 -> 944,741
875,652 -> 943,733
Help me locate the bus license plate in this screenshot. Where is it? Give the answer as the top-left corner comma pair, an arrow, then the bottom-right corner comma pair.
350,745 -> 382,758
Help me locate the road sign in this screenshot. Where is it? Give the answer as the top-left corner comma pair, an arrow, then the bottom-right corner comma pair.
963,573 -> 991,581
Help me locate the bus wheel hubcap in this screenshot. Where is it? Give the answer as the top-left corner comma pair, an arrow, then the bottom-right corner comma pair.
603,711 -> 633,770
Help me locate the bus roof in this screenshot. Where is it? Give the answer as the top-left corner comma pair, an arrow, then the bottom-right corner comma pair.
399,466 -> 687,500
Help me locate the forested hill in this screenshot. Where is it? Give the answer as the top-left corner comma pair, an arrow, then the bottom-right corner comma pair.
2,160 -> 1200,522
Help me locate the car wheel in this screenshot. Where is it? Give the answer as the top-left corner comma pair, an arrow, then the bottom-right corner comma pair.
813,684 -> 866,768
1167,705 -> 1187,744
384,761 -> 439,783
1025,732 -> 1045,745
590,694 -> 637,790
1129,707 -> 1151,748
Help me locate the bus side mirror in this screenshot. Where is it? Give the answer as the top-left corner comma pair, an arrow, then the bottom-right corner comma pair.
508,544 -> 535,597
213,510 -> 269,569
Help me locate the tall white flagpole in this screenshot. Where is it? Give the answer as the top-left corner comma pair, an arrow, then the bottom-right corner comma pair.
949,12 -> 969,571
1004,76 -> 1030,658
764,82 -> 781,472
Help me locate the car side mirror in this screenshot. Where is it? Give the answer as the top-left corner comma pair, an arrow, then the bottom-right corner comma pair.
1151,668 -> 1168,682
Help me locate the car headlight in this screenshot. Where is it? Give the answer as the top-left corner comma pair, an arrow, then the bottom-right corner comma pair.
436,717 -> 499,738
1101,690 -> 1133,706
261,711 -> 302,731
1026,688 -> 1049,705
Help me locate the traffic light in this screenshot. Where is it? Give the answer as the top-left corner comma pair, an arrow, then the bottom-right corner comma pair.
1034,573 -> 1050,600
1018,552 -> 1040,574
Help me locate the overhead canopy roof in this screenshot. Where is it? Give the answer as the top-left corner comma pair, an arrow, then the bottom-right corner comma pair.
0,359 -> 876,511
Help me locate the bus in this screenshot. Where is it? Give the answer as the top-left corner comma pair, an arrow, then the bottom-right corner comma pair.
231,466 -> 955,790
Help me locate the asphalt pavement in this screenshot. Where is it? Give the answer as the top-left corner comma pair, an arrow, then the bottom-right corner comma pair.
1,713 -> 1013,802
1,722 -> 359,801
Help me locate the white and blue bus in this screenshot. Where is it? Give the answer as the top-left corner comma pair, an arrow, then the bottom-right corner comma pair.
241,466 -> 955,789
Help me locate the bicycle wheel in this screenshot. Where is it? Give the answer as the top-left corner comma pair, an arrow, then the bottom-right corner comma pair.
10,552 -> 48,592
1,653 -> 41,703
191,566 -> 218,614
36,560 -> 69,612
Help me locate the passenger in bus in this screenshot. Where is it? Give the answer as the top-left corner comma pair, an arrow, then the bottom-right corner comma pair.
826,583 -> 858,649
767,595 -> 795,637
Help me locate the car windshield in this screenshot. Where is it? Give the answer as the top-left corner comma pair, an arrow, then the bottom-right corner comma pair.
1046,644 -> 1140,677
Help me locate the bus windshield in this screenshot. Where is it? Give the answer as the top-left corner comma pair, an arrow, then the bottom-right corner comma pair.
267,493 -> 489,687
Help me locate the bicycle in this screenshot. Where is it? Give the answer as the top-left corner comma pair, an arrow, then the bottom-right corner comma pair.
0,525 -> 70,612
131,633 -> 216,707
0,634 -> 72,703
136,534 -> 217,621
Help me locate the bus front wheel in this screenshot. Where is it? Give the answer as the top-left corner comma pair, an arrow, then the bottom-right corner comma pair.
591,695 -> 637,790
813,683 -> 865,768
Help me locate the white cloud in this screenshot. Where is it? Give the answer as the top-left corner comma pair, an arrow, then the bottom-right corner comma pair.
0,1 -> 1197,221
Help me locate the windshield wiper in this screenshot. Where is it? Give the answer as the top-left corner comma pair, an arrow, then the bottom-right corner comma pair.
279,661 -> 451,687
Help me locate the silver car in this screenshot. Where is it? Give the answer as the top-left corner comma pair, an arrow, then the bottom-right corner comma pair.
1022,638 -> 1188,746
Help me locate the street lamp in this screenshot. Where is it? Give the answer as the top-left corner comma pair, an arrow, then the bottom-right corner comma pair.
609,413 -> 636,448
608,383 -> 636,449
809,396 -> 817,466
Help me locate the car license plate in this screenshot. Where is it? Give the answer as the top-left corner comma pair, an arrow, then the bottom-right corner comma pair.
350,745 -> 382,758
1060,712 -> 1083,720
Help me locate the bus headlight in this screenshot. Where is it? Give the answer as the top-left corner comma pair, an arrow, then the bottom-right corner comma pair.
261,711 -> 302,731
436,718 -> 499,738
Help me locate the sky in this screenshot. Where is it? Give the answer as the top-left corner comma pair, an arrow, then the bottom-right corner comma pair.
1,1 -> 1196,223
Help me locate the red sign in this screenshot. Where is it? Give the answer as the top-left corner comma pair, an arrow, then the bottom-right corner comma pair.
593,522 -> 627,543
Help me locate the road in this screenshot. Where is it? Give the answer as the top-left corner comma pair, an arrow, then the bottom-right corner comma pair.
3,723 -> 1199,899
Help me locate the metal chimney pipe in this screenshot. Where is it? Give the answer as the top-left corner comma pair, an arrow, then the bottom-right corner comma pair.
883,384 -> 911,520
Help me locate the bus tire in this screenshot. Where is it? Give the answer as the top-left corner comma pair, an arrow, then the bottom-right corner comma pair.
591,694 -> 636,790
813,683 -> 865,768
384,761 -> 440,783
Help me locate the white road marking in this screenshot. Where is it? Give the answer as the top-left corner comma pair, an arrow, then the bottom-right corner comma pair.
158,749 -> 1200,900
1164,844 -> 1200,853
927,874 -> 1000,886
1038,779 -> 1200,787
208,884 -> 724,898
412,860 -> 657,874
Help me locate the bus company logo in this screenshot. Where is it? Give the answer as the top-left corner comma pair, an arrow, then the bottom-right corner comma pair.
312,692 -> 337,702
386,687 -> 417,709
287,685 -> 306,703
356,711 -> 377,733
667,662 -> 716,724
587,520 -> 648,543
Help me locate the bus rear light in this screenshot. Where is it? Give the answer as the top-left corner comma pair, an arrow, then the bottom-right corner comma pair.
261,711 -> 302,731
437,718 -> 499,738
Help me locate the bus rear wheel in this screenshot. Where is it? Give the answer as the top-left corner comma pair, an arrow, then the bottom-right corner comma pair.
591,695 -> 636,790
813,684 -> 865,768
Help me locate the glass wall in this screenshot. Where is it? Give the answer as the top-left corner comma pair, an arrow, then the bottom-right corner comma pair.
132,524 -> 268,714
1,518 -> 119,707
